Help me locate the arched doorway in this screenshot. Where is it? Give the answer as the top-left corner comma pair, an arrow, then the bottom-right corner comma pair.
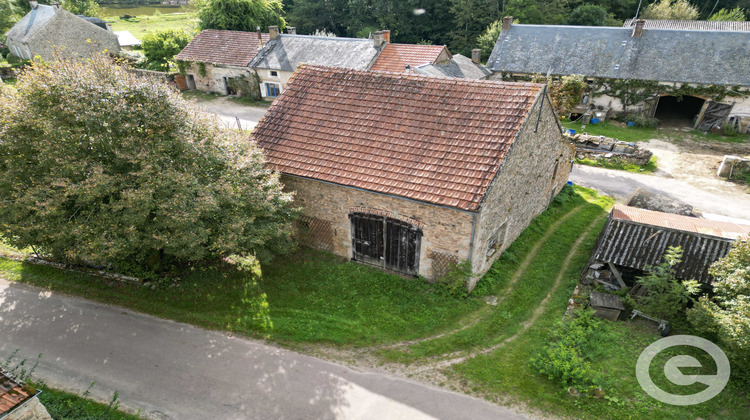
654,95 -> 705,128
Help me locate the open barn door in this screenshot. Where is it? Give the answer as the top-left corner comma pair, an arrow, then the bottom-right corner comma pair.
696,101 -> 733,132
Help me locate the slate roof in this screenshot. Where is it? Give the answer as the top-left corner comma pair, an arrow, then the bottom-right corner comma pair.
486,24 -> 750,86
591,205 -> 749,283
253,65 -> 544,211
249,35 -> 381,72
77,15 -> 107,30
175,29 -> 270,67
4,4 -> 57,42
623,19 -> 750,31
114,31 -> 140,47
370,43 -> 448,72
0,371 -> 32,416
415,54 -> 491,79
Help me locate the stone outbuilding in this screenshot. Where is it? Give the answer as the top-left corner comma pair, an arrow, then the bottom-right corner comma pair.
249,27 -> 384,99
486,17 -> 750,132
252,64 -> 574,290
175,29 -> 270,95
4,2 -> 120,61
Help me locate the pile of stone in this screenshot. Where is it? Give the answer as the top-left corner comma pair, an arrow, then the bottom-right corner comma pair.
568,133 -> 653,165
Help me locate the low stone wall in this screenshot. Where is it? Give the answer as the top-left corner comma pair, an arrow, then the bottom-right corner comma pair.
569,133 -> 652,165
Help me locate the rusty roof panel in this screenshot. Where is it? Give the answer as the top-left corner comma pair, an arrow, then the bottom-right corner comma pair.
175,29 -> 270,67
593,214 -> 737,283
252,65 -> 544,211
612,205 -> 750,240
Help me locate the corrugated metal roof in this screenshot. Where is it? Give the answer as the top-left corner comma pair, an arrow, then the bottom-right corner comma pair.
612,205 -> 750,240
486,24 -> 750,86
623,19 -> 750,32
592,208 -> 745,283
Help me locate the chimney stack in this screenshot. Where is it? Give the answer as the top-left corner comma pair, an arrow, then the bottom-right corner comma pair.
502,16 -> 513,31
632,19 -> 645,38
471,49 -> 481,64
286,26 -> 296,35
373,31 -> 385,47
269,26 -> 279,40
257,26 -> 263,47
382,30 -> 391,43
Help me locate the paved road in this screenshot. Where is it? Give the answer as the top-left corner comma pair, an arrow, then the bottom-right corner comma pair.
0,279 -> 526,420
197,97 -> 269,131
570,165 -> 750,222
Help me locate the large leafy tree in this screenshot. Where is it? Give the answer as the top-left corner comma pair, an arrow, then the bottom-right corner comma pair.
688,241 -> 750,381
142,30 -> 191,70
642,0 -> 699,19
197,0 -> 286,32
14,0 -> 99,16
0,55 -> 295,277
709,6 -> 746,20
1,0 -> 20,37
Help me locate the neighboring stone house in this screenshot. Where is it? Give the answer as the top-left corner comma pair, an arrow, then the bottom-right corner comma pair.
414,50 -> 491,80
486,17 -> 750,132
175,29 -> 270,95
0,370 -> 51,420
252,65 -> 573,290
249,27 -> 383,99
369,40 -> 451,73
585,205 -> 750,286
4,2 -> 120,61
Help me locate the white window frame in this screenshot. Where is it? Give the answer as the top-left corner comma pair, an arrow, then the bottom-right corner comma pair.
262,81 -> 282,98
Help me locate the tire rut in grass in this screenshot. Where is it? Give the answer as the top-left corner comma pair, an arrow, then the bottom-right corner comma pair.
374,204 -> 588,352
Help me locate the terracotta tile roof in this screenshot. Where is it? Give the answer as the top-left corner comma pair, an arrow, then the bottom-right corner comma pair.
0,371 -> 32,415
612,205 -> 750,240
253,65 -> 543,211
175,29 -> 270,67
370,43 -> 448,73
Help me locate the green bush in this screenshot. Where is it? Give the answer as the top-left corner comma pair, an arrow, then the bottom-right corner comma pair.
531,309 -> 613,390
0,54 -> 295,278
619,112 -> 660,128
141,30 -> 191,71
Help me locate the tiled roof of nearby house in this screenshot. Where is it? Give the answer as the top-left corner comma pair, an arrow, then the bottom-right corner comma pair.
370,43 -> 448,72
612,205 -> 750,239
175,29 -> 270,67
415,54 -> 491,79
486,24 -> 750,86
114,31 -> 141,47
0,371 -> 32,416
623,19 -> 750,31
253,65 -> 543,211
4,4 -> 57,42
249,35 -> 380,72
592,205 -> 749,283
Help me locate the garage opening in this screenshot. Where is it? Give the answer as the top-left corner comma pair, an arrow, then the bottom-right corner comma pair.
654,95 -> 705,128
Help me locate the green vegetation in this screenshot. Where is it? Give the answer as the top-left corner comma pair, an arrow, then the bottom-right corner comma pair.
37,383 -> 141,420
196,0 -> 285,32
141,29 -> 191,70
562,120 -> 663,143
0,55 -> 294,279
575,156 -> 658,173
106,13 -> 200,40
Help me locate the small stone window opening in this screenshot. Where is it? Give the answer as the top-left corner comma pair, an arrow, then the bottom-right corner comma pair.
552,159 -> 560,181
270,70 -> 278,77
486,221 -> 509,258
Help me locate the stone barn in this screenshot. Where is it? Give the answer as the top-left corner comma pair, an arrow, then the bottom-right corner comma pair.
252,65 -> 574,290
4,2 -> 120,61
175,29 -> 270,95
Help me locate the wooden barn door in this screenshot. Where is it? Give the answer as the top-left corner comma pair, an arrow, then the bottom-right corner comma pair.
350,214 -> 421,276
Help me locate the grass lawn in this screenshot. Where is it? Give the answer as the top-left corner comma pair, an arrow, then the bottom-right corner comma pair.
0,249 -> 481,347
562,120 -> 750,144
36,384 -> 142,420
575,156 -> 658,174
105,13 -> 199,40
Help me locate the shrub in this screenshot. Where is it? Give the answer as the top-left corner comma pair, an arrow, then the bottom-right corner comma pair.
0,54 -> 296,278
623,246 -> 700,321
141,30 -> 191,71
531,309 -> 613,390
619,112 -> 660,128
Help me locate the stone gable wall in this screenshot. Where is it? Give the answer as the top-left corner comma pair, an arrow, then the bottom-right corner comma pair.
23,10 -> 120,61
184,63 -> 250,95
281,175 -> 475,280
469,94 -> 574,290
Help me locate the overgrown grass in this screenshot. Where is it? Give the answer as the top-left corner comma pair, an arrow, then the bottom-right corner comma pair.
0,250 -> 481,347
181,90 -> 224,103
36,383 -> 142,420
575,156 -> 658,173
1,78 -> 16,86
380,187 -> 613,362
562,120 -> 663,143
106,13 -> 199,40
